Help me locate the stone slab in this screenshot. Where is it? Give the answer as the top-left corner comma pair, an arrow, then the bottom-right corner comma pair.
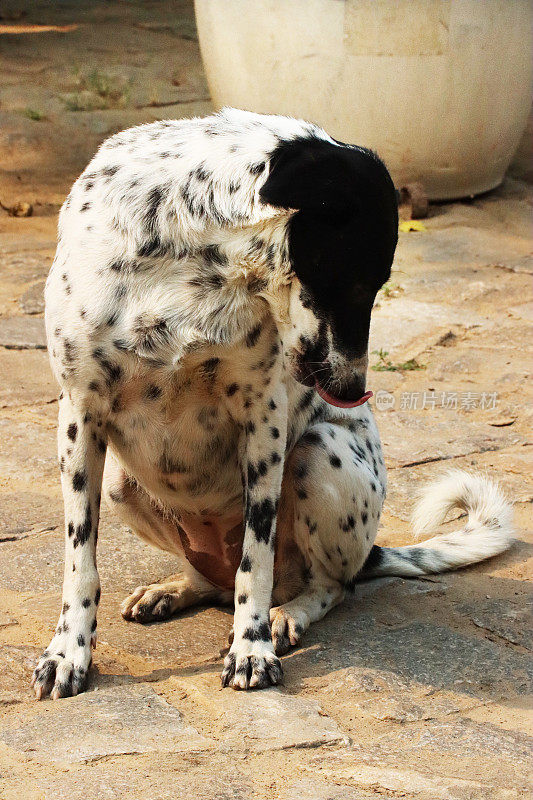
377,409 -> 520,469
0,348 -> 57,406
0,491 -> 62,540
299,611 -> 532,703
173,674 -> 348,752
19,280 -> 45,314
0,644 -> 41,706
0,509 -> 186,595
27,756 -> 250,800
0,417 -> 58,484
0,684 -> 211,762
370,297 -> 485,358
0,315 -> 47,349
456,598 -> 533,649
0,250 -> 52,282
285,779 -> 376,800
303,715 -> 533,798
384,446 -> 533,521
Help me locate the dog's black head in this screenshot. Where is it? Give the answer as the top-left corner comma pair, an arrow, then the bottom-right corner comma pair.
260,135 -> 398,407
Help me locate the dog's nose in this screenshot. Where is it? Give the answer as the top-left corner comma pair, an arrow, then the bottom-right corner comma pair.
337,373 -> 367,404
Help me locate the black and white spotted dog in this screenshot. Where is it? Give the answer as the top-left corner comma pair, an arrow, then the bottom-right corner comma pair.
33,108 -> 514,699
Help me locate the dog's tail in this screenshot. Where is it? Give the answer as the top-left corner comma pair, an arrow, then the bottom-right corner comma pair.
359,470 -> 514,579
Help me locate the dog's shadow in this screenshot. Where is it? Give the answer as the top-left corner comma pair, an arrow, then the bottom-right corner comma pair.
95,542 -> 532,709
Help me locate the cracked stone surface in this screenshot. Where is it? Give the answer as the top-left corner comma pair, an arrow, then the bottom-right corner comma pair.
0,2 -> 531,798
26,757 -> 251,800
0,684 -> 210,762
170,675 -> 348,751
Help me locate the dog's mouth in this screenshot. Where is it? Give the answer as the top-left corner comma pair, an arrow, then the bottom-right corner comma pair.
314,380 -> 373,409
292,356 -> 372,408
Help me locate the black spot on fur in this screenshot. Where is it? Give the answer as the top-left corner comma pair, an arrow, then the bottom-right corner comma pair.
72,471 -> 87,492
245,324 -> 262,347
226,383 -> 239,397
201,357 -> 220,379
240,554 -> 252,572
77,634 -> 85,647
92,348 -> 122,386
202,244 -> 228,266
73,503 -> 92,548
247,463 -> 259,490
145,384 -> 162,400
249,161 -> 265,176
237,593 -> 248,604
297,389 -> 315,414
195,165 -> 211,181
329,454 -> 342,469
247,498 -> 275,544
67,423 -> 78,442
243,622 -> 271,641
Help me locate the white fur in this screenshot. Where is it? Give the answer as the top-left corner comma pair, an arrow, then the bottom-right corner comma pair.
363,470 -> 514,578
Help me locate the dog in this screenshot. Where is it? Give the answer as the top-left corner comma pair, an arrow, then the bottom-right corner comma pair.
33,108 -> 514,699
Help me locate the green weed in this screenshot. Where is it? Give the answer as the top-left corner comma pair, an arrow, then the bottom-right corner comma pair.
371,349 -> 425,372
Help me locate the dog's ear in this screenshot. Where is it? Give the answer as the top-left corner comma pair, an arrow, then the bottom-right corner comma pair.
259,139 -> 355,216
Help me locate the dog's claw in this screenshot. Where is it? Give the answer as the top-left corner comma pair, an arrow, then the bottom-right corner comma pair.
221,648 -> 282,690
32,648 -> 91,700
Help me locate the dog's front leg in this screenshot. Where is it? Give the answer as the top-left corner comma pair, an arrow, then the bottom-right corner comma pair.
221,389 -> 288,690
32,393 -> 106,699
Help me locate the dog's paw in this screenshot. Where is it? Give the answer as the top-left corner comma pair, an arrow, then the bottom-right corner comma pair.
121,583 -> 181,622
221,641 -> 283,690
32,640 -> 93,700
270,607 -> 305,656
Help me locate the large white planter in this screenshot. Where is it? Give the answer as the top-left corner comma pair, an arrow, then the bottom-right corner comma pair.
195,0 -> 532,199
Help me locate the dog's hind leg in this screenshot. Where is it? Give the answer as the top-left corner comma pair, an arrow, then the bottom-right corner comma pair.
270,562 -> 344,655
269,419 -> 385,654
103,457 -> 231,622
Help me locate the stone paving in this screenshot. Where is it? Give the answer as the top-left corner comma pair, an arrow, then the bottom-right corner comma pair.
0,2 -> 532,798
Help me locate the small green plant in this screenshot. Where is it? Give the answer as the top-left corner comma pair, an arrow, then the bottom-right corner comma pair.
24,107 -> 44,121
371,349 -> 425,372
381,281 -> 403,298
62,69 -> 130,111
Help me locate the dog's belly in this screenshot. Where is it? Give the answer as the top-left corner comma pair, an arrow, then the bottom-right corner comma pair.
178,511 -> 244,589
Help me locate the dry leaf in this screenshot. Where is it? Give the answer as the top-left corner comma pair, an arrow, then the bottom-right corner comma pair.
399,219 -> 427,233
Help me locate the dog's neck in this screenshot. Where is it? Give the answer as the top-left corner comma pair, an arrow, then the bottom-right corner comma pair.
210,213 -> 293,292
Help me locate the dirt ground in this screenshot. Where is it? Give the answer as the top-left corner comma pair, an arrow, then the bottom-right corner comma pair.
0,3 -> 531,799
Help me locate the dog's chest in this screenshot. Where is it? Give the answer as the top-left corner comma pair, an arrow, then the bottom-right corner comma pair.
104,319 -> 288,514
